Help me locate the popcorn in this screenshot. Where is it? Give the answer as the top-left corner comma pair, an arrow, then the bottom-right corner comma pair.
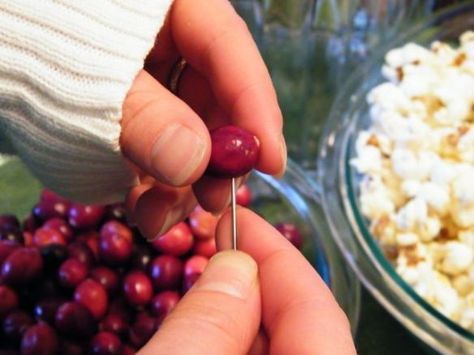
353,32 -> 474,331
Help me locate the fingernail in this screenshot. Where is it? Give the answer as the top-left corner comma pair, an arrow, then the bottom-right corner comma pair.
276,134 -> 287,178
195,251 -> 257,299
151,124 -> 206,186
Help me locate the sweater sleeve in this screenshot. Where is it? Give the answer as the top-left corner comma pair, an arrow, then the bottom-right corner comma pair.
0,0 -> 173,204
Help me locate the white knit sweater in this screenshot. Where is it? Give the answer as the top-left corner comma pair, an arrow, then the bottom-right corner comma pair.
0,0 -> 173,203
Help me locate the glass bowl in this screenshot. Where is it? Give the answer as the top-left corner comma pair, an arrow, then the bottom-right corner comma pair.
0,154 -> 361,335
318,3 -> 474,354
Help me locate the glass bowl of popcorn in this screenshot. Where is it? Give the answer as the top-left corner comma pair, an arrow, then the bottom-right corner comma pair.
318,3 -> 474,354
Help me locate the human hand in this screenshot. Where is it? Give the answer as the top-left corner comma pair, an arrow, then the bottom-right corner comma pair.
137,208 -> 356,355
119,0 -> 285,240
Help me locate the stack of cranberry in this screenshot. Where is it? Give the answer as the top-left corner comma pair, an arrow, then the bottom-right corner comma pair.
0,186 -> 302,355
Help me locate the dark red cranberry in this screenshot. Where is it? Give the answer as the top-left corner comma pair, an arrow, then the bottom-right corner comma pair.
58,259 -> 88,288
74,279 -> 108,320
32,199 -> 68,222
150,291 -> 180,322
130,244 -> 153,271
33,298 -> 64,325
128,312 -> 157,348
20,322 -> 58,355
39,244 -> 68,272
22,215 -> 37,233
123,271 -> 153,308
274,223 -> 303,249
192,237 -> 217,258
188,206 -> 218,240
205,125 -> 260,178
150,222 -> 193,256
90,266 -> 119,294
22,232 -> 33,247
149,255 -> 183,290
105,203 -> 127,222
68,204 -> 105,230
0,228 -> 24,245
0,240 -> 20,267
107,298 -> 132,323
67,241 -> 96,268
182,273 -> 201,293
39,189 -> 69,206
0,215 -> 20,231
184,255 -> 209,278
122,345 -> 135,355
1,247 -> 43,285
58,339 -> 84,355
99,221 -> 133,265
2,310 -> 34,343
236,184 -> 252,206
77,231 -> 100,259
90,331 -> 122,355
32,227 -> 66,247
42,218 -> 73,242
0,285 -> 18,317
55,301 -> 97,339
99,313 -> 128,337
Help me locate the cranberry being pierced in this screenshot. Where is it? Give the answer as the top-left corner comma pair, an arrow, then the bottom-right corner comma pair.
205,125 -> 260,178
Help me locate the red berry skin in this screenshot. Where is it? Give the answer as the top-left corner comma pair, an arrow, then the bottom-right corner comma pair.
68,204 -> 105,230
20,322 -> 58,355
205,125 -> 260,178
77,231 -> 100,259
184,255 -> 209,278
123,271 -> 153,308
149,255 -> 184,290
32,199 -> 69,223
182,273 -> 201,294
90,266 -> 120,294
33,298 -> 64,325
2,310 -> 34,343
122,345 -> 135,355
89,331 -> 123,355
55,301 -> 97,339
99,221 -> 133,265
128,312 -> 157,349
192,237 -> 217,258
0,240 -> 20,267
0,285 -> 18,317
236,184 -> 252,206
33,227 -> 66,247
58,339 -> 84,355
99,313 -> 128,337
58,259 -> 89,288
151,222 -> 193,256
1,247 -> 43,285
150,291 -> 180,322
131,244 -> 154,271
68,241 -> 96,268
188,206 -> 218,240
274,223 -> 303,249
74,279 -> 108,320
22,215 -> 37,233
42,218 -> 73,242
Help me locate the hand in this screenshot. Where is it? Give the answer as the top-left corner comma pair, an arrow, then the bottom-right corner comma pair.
137,208 -> 356,355
119,0 -> 286,240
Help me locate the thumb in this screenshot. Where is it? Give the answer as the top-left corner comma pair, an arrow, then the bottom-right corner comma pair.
138,251 -> 261,355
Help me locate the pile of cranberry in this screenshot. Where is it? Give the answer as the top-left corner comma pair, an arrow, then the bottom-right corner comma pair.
0,185 -> 302,355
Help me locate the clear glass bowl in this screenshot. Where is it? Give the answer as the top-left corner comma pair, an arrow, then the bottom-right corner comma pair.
318,3 -> 474,354
0,155 -> 361,334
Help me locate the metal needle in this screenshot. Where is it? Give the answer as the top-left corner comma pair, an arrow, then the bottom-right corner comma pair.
231,177 -> 237,250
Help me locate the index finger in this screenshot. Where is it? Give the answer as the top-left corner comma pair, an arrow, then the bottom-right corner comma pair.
170,0 -> 286,176
216,208 -> 356,355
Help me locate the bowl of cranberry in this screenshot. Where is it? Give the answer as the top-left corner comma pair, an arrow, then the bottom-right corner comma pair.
0,149 -> 360,354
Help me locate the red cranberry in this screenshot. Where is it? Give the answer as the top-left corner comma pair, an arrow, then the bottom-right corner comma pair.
0,228 -> 24,245
149,255 -> 183,290
1,247 -> 43,285
67,241 -> 96,268
122,345 -> 135,355
184,255 -> 209,278
0,285 -> 18,317
58,339 -> 84,355
22,232 -> 33,247
20,322 -> 58,355
90,331 -> 122,355
22,215 -> 37,233
150,291 -> 180,322
188,206 -> 218,240
131,244 -> 153,271
0,215 -> 20,231
42,218 -> 73,242
274,223 -> 303,249
151,222 -> 193,256
32,200 -> 68,223
33,298 -> 64,325
74,279 -> 108,320
236,184 -> 252,206
90,266 -> 119,294
2,310 -> 34,343
39,244 -> 69,272
99,313 -> 128,337
77,231 -> 100,259
0,240 -> 20,267
107,298 -> 132,323
205,125 -> 260,178
182,272 -> 201,293
105,203 -> 127,222
128,312 -> 157,348
32,227 -> 66,247
40,189 -> 69,206
58,259 -> 88,288
99,221 -> 133,265
68,204 -> 105,229
55,301 -> 97,339
123,271 -> 153,308
193,237 -> 217,258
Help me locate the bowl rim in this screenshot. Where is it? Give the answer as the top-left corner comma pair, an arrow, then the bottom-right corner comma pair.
317,1 -> 474,349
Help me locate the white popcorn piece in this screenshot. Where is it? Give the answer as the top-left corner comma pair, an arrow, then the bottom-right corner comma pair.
440,242 -> 474,276
418,182 -> 450,215
396,232 -> 419,247
395,198 -> 428,231
452,274 -> 473,297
